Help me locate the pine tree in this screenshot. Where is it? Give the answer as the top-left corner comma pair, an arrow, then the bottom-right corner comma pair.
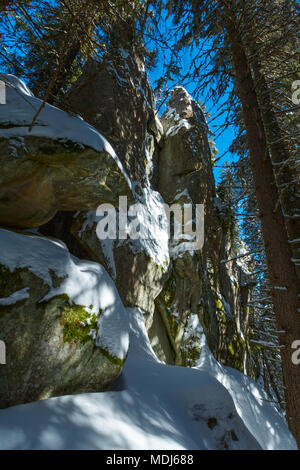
0,0 -> 152,103
163,0 -> 300,445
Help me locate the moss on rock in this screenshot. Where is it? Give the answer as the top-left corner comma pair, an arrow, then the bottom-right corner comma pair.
61,303 -> 100,345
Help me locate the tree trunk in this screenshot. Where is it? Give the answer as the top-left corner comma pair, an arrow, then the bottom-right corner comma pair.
251,62 -> 300,285
221,1 -> 300,447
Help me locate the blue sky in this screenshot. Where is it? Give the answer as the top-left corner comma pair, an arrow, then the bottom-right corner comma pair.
150,66 -> 237,182
145,15 -> 237,183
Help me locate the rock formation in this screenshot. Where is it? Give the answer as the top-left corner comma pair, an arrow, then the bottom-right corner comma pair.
0,228 -> 128,408
0,50 -> 259,408
0,75 -> 132,228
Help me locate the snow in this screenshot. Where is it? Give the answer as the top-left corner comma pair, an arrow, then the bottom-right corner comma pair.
0,74 -> 131,189
126,185 -> 170,270
77,185 -> 170,273
195,325 -> 296,450
0,307 -> 295,450
173,188 -> 193,203
164,106 -> 180,122
100,239 -> 117,281
0,228 -> 129,360
154,114 -> 164,135
0,287 -> 29,306
0,79 -> 6,104
163,98 -> 194,138
166,119 -> 192,137
289,238 -> 300,244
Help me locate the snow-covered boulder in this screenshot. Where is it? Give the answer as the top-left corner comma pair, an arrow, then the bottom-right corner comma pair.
0,75 -> 132,228
0,228 -> 129,408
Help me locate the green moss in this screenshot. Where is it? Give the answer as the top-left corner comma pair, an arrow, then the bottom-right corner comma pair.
60,303 -> 101,345
169,314 -> 179,338
98,346 -> 126,367
161,273 -> 176,310
164,291 -> 172,307
228,342 -> 235,356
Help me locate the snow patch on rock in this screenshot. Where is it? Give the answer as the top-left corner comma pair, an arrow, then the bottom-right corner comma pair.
0,287 -> 29,306
0,74 -> 131,190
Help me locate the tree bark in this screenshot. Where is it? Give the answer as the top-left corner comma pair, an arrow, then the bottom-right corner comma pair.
251,62 -> 300,284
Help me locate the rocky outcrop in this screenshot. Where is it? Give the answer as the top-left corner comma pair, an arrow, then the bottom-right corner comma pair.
61,50 -> 169,321
158,86 -> 215,207
148,88 -> 258,378
0,75 -> 132,228
0,228 -> 129,408
64,50 -> 162,185
0,57 -> 259,409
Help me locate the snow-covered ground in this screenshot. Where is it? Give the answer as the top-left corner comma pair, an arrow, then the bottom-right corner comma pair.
0,307 -> 296,450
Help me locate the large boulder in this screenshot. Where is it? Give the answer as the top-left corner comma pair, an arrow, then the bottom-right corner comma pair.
0,75 -> 132,228
159,86 -> 215,208
0,228 -> 129,408
64,50 -> 163,185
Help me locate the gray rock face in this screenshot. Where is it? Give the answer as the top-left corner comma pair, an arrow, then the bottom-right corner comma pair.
63,50 -> 169,320
159,86 -> 215,207
152,88 -> 258,377
65,51 -> 162,185
0,228 -> 129,408
70,188 -> 170,321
